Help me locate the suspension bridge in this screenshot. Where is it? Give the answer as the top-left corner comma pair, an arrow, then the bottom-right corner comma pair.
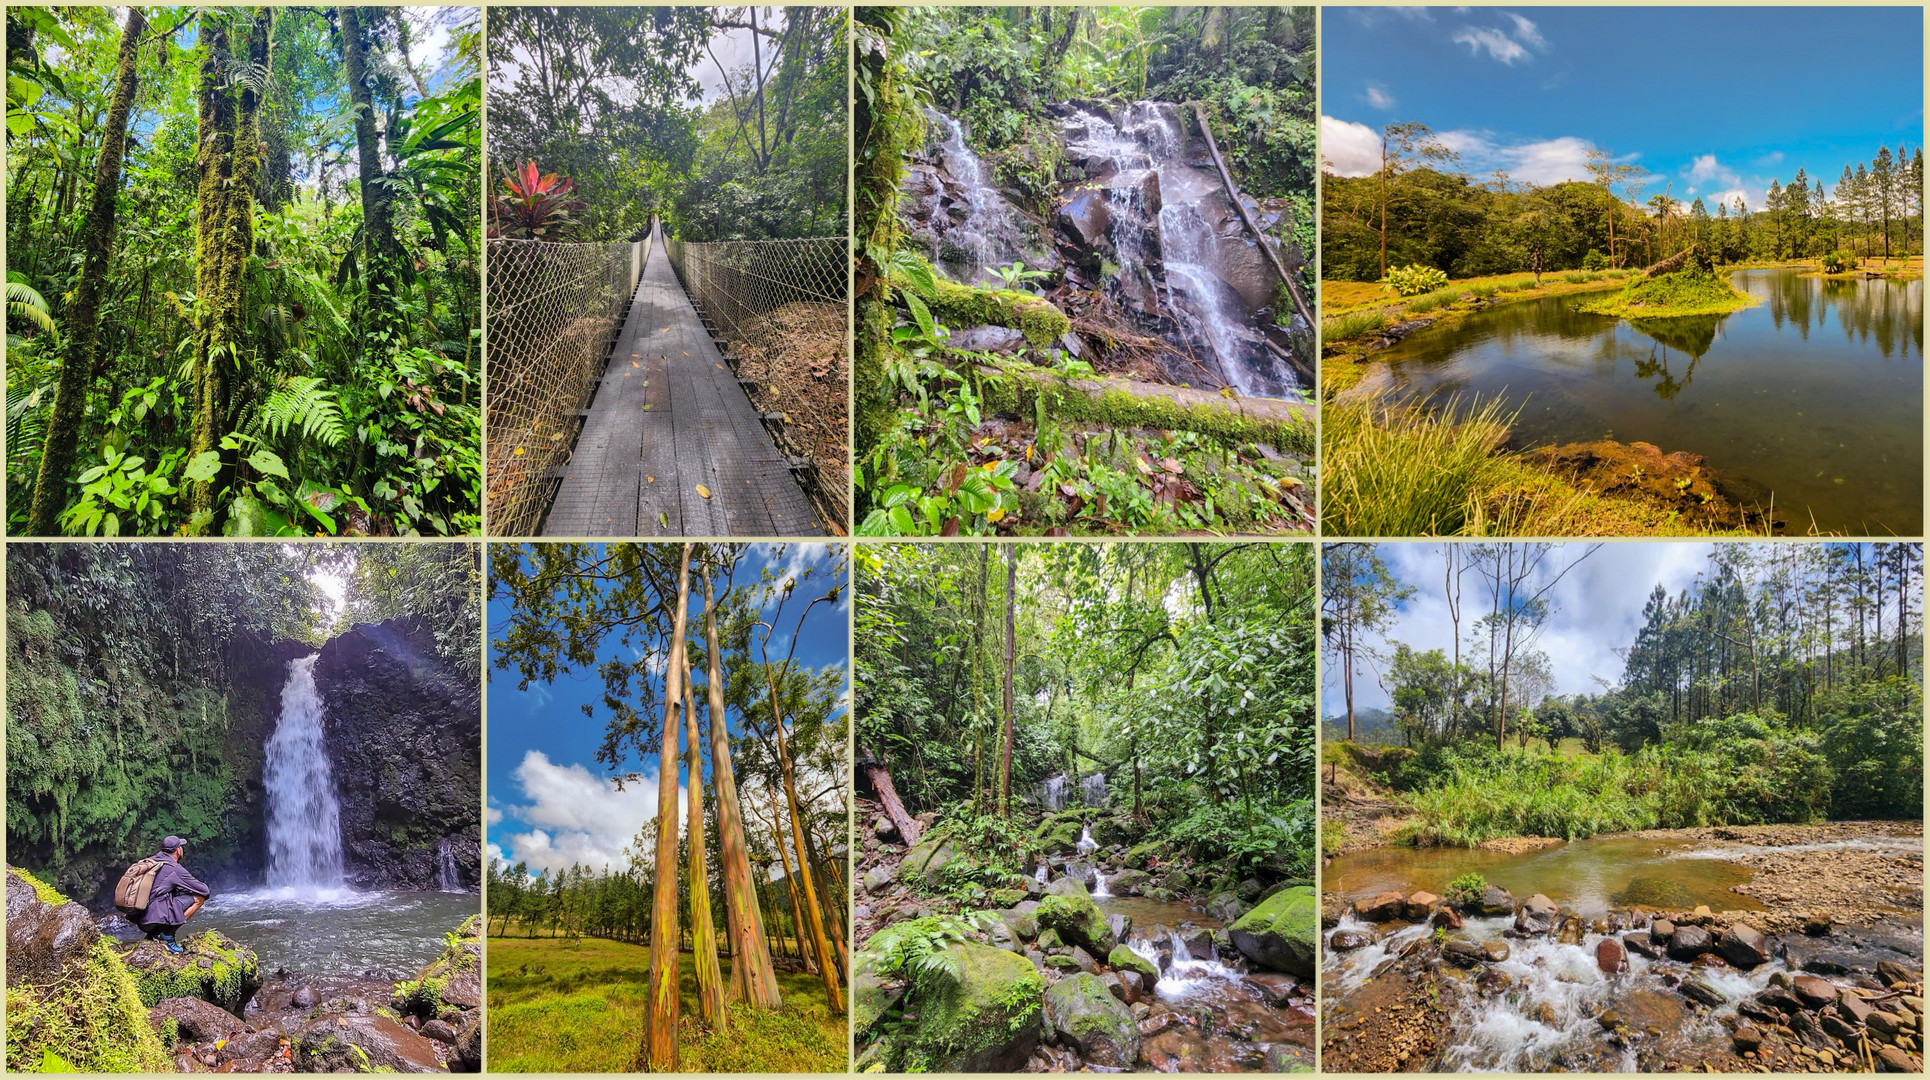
485,218 -> 846,537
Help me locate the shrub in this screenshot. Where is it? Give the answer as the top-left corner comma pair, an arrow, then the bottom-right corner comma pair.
1820,250 -> 1859,273
1465,284 -> 1498,299
1381,264 -> 1449,297
1582,249 -> 1609,271
1443,872 -> 1487,908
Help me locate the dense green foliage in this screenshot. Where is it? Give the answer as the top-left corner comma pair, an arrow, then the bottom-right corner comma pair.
1324,138 -> 1924,282
7,7 -> 482,535
856,543 -> 1317,884
5,543 -> 481,895
1332,543 -> 1923,845
487,7 -> 846,242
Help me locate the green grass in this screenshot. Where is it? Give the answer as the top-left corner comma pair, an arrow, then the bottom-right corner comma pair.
1579,268 -> 1758,319
1321,307 -> 1387,343
485,935 -> 846,1073
1402,287 -> 1464,314
1464,284 -> 1499,299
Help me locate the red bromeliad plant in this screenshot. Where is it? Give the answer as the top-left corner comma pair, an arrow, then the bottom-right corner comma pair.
488,161 -> 587,241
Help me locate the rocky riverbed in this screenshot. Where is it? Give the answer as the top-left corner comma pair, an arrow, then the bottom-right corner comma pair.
5,866 -> 480,1073
1321,823 -> 1925,1073
854,799 -> 1315,1072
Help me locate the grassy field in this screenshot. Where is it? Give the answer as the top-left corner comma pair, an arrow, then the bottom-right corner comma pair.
486,935 -> 846,1073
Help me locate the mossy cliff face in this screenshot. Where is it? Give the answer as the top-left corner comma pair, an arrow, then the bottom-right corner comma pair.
5,559 -> 308,899
314,618 -> 481,891
4,867 -> 169,1073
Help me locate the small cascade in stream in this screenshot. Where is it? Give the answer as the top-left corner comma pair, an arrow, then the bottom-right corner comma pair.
1035,863 -> 1050,885
1076,825 -> 1099,855
436,839 -> 463,892
264,656 -> 345,891
923,109 -> 1028,287
1091,869 -> 1110,897
1081,771 -> 1108,807
1041,774 -> 1068,811
1125,927 -> 1246,1002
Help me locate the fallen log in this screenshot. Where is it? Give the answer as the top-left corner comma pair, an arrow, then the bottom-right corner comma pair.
861,754 -> 920,846
1193,102 -> 1317,332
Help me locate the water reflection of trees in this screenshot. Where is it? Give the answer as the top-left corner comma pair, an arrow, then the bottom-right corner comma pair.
1756,271 -> 1922,360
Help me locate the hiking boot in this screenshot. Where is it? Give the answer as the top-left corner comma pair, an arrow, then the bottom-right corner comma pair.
163,938 -> 185,954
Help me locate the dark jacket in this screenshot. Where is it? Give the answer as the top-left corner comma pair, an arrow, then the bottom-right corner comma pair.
137,853 -> 211,927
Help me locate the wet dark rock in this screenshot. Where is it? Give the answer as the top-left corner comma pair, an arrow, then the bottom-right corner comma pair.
315,619 -> 481,891
1480,940 -> 1510,963
1358,891 -> 1405,922
1476,885 -> 1515,917
419,1019 -> 458,1044
5,869 -> 103,990
1718,923 -> 1773,968
1443,940 -> 1487,968
1650,919 -> 1676,943
295,1012 -> 445,1072
1733,1024 -> 1764,1052
1624,933 -> 1664,960
1879,961 -> 1922,987
1876,1046 -> 1920,1072
1404,892 -> 1439,921
1329,928 -> 1374,952
150,996 -> 248,1043
291,986 -> 320,1008
1667,925 -> 1713,960
1793,974 -> 1841,1009
1431,907 -> 1463,931
1679,977 -> 1725,1007
1044,972 -> 1139,1069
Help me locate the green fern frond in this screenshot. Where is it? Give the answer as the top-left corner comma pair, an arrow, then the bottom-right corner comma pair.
263,375 -> 346,447
7,280 -> 58,339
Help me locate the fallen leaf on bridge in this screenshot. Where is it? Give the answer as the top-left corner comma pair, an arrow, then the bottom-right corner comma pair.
695,485 -> 712,498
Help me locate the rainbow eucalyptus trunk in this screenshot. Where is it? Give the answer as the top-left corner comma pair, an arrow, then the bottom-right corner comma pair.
640,544 -> 692,1071
703,561 -> 782,1008
682,657 -> 726,1028
769,788 -> 813,974
769,688 -> 844,1012
27,6 -> 145,535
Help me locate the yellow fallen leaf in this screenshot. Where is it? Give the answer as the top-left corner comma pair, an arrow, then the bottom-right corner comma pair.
631,361 -> 640,368
646,476 -> 656,483
513,446 -> 525,456
696,484 -> 712,498
682,351 -> 689,357
986,507 -> 1005,522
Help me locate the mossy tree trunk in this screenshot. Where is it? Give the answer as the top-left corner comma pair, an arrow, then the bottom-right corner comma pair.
339,5 -> 406,354
26,6 -> 145,535
681,654 -> 727,1029
641,544 -> 691,1071
702,560 -> 782,1009
186,8 -> 270,527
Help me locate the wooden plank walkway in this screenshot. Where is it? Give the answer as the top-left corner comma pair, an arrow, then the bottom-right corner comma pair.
542,221 -> 823,537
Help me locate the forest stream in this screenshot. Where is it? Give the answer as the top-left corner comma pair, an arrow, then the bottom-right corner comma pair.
1321,822 -> 1925,1073
1354,268 -> 1923,533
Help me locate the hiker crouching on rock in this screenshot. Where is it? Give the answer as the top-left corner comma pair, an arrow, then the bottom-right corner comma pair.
134,835 -> 211,953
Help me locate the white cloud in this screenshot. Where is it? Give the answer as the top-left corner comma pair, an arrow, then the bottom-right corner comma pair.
1365,84 -> 1396,110
1688,154 -> 1738,188
1452,26 -> 1527,64
1505,13 -> 1547,50
1435,130 -> 1598,186
1321,115 -> 1383,177
1450,12 -> 1549,66
494,750 -> 682,877
1707,187 -> 1764,214
485,804 -> 503,825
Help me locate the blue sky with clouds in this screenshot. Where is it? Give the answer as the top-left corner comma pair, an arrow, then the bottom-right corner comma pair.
1323,7 -> 1924,213
1323,542 -> 1718,714
486,543 -> 848,879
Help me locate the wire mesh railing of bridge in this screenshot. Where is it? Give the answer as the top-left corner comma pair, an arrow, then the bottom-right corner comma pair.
484,236 -> 646,535
663,235 -> 851,531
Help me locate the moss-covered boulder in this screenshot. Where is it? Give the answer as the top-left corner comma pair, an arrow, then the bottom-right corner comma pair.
119,931 -> 261,1016
4,867 -> 170,1073
394,917 -> 481,1019
1108,944 -> 1159,981
1229,885 -> 1317,977
1038,819 -> 1085,857
1124,840 -> 1170,869
1036,882 -> 1117,957
1044,972 -> 1140,1068
1107,868 -> 1152,896
851,943 -> 901,1039
895,833 -> 959,889
896,942 -> 1044,1072
1206,891 -> 1248,923
294,1011 -> 445,1073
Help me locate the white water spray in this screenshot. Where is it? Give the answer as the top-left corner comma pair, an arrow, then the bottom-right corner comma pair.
264,656 -> 345,889
436,839 -> 463,893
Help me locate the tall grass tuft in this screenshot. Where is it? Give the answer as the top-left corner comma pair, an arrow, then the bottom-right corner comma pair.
1321,389 -> 1516,536
1322,308 -> 1387,343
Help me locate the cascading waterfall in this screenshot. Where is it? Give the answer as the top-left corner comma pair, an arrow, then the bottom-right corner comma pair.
925,109 -> 1027,287
1091,869 -> 1110,898
436,840 -> 463,893
264,656 -> 345,890
1035,863 -> 1050,885
1076,825 -> 1099,855
1061,103 -> 1303,401
1042,774 -> 1068,811
1081,772 -> 1108,807
1125,927 -> 1245,1002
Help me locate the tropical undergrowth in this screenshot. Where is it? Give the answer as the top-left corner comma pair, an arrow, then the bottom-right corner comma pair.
856,325 -> 1314,537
